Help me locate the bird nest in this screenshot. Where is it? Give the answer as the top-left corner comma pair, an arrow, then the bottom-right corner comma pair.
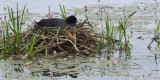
19,26 -> 101,59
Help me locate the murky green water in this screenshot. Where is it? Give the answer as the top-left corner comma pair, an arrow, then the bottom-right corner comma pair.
1,0 -> 160,80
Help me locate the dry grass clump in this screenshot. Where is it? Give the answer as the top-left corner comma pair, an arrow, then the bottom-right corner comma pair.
19,26 -> 100,58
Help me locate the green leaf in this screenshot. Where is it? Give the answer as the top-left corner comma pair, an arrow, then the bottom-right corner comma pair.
32,41 -> 44,56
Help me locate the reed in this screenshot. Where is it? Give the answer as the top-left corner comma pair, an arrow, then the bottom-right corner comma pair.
154,20 -> 160,36
154,20 -> 160,47
98,30 -> 105,53
118,11 -> 136,53
1,18 -> 11,57
100,11 -> 136,55
59,4 -> 67,20
0,3 -> 26,56
8,3 -> 26,54
105,15 -> 112,54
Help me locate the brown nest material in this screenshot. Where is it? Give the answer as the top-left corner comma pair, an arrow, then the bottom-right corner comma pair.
19,26 -> 101,58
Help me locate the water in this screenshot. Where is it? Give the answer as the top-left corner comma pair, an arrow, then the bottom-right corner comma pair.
0,0 -> 157,15
1,0 -> 160,80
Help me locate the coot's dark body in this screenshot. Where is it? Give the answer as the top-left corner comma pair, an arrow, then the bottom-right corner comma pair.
35,16 -> 77,28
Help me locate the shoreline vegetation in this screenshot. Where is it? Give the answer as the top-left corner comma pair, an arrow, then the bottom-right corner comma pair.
0,3 -> 136,60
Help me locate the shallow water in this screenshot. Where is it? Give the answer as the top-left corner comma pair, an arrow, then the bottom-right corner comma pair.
0,0 -> 158,15
1,0 -> 160,80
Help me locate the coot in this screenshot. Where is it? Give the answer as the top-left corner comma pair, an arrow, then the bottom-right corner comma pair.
34,15 -> 77,28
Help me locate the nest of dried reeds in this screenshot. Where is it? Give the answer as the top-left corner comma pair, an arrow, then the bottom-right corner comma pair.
19,26 -> 100,58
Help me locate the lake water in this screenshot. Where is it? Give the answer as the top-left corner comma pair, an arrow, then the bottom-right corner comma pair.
0,0 -> 158,15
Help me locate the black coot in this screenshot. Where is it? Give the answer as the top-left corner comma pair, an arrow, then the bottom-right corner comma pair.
34,15 -> 77,28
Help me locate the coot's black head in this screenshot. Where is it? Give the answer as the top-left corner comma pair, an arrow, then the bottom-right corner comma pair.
66,15 -> 77,24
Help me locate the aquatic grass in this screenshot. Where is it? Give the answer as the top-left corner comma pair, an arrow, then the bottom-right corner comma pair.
118,19 -> 124,51
105,15 -> 113,44
105,15 -> 112,53
97,14 -> 116,59
122,11 -> 136,43
2,28 -> 7,57
0,16 -> 13,57
99,10 -> 136,56
118,11 -> 136,53
74,9 -> 79,16
153,20 -> 160,48
27,33 -> 44,58
4,19 -> 11,50
1,18 -> 12,57
118,19 -> 123,42
148,19 -> 160,48
98,30 -> 105,53
7,3 -> 26,54
0,3 -> 26,56
154,20 -> 160,36
104,14 -> 118,52
59,4 -> 67,20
